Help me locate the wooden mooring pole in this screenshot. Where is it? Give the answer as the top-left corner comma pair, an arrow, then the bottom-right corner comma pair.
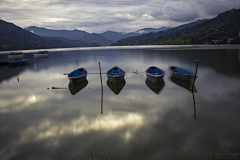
191,60 -> 199,93
191,60 -> 199,120
99,62 -> 103,114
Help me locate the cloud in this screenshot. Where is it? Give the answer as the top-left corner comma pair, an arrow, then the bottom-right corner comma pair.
0,0 -> 240,32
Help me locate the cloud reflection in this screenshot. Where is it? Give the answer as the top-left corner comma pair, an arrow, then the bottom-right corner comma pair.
20,113 -> 144,142
0,49 -> 240,160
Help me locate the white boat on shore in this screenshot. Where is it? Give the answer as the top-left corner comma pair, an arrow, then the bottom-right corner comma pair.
7,52 -> 24,58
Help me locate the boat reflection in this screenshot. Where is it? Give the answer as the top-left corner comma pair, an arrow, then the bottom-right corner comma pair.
145,79 -> 165,94
8,62 -> 29,69
170,76 -> 197,92
0,64 -> 8,68
107,79 -> 126,95
192,90 -> 197,120
68,79 -> 88,95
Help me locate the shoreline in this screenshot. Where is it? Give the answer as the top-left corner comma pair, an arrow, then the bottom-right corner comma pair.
0,44 -> 240,54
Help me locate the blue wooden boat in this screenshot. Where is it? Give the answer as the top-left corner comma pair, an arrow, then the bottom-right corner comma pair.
8,59 -> 29,65
145,66 -> 165,84
68,67 -> 87,84
0,59 -> 8,65
107,66 -> 125,84
170,66 -> 195,82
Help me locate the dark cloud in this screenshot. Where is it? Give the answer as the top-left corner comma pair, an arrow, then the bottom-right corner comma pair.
0,0 -> 240,33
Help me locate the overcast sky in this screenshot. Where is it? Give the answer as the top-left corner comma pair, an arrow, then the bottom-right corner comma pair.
0,0 -> 240,33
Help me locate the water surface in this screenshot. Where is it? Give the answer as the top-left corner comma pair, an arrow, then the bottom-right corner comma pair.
0,47 -> 240,160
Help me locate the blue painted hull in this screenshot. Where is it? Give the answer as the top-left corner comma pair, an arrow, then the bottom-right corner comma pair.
170,66 -> 195,82
145,66 -> 165,84
68,68 -> 87,84
107,66 -> 125,84
8,59 -> 29,66
0,60 -> 8,65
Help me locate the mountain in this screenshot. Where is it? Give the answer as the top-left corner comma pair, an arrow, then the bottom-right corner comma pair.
24,27 -> 173,45
0,20 -> 99,51
25,26 -> 113,46
100,31 -> 140,42
24,27 -> 89,40
111,19 -> 208,46
80,33 -> 114,46
112,9 -> 240,46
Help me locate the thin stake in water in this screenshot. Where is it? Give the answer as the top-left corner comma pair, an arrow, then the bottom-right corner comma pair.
99,62 -> 103,114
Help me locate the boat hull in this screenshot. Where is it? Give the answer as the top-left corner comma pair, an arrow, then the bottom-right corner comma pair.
69,74 -> 87,84
8,59 -> 29,66
170,66 -> 195,82
107,66 -> 125,84
145,66 -> 165,84
68,68 -> 88,84
146,74 -> 164,84
107,75 -> 125,84
0,60 -> 8,65
172,72 -> 194,82
33,54 -> 49,57
7,55 -> 24,59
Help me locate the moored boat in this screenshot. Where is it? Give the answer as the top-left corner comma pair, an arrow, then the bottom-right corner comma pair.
145,66 -> 165,84
0,59 -> 8,65
170,66 -> 195,82
7,59 -> 30,65
68,67 -> 87,84
33,51 -> 49,57
7,52 -> 24,59
107,66 -> 125,84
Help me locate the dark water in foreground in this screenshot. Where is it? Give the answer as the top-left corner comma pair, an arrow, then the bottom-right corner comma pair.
0,48 -> 240,160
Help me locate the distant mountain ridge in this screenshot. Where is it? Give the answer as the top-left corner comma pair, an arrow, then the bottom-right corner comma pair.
24,26 -> 172,45
0,20 -> 99,51
25,26 -> 113,46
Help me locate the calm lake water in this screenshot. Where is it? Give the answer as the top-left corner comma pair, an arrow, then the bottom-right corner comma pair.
0,46 -> 240,160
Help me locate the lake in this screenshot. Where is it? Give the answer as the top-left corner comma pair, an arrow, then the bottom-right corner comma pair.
0,45 -> 240,160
